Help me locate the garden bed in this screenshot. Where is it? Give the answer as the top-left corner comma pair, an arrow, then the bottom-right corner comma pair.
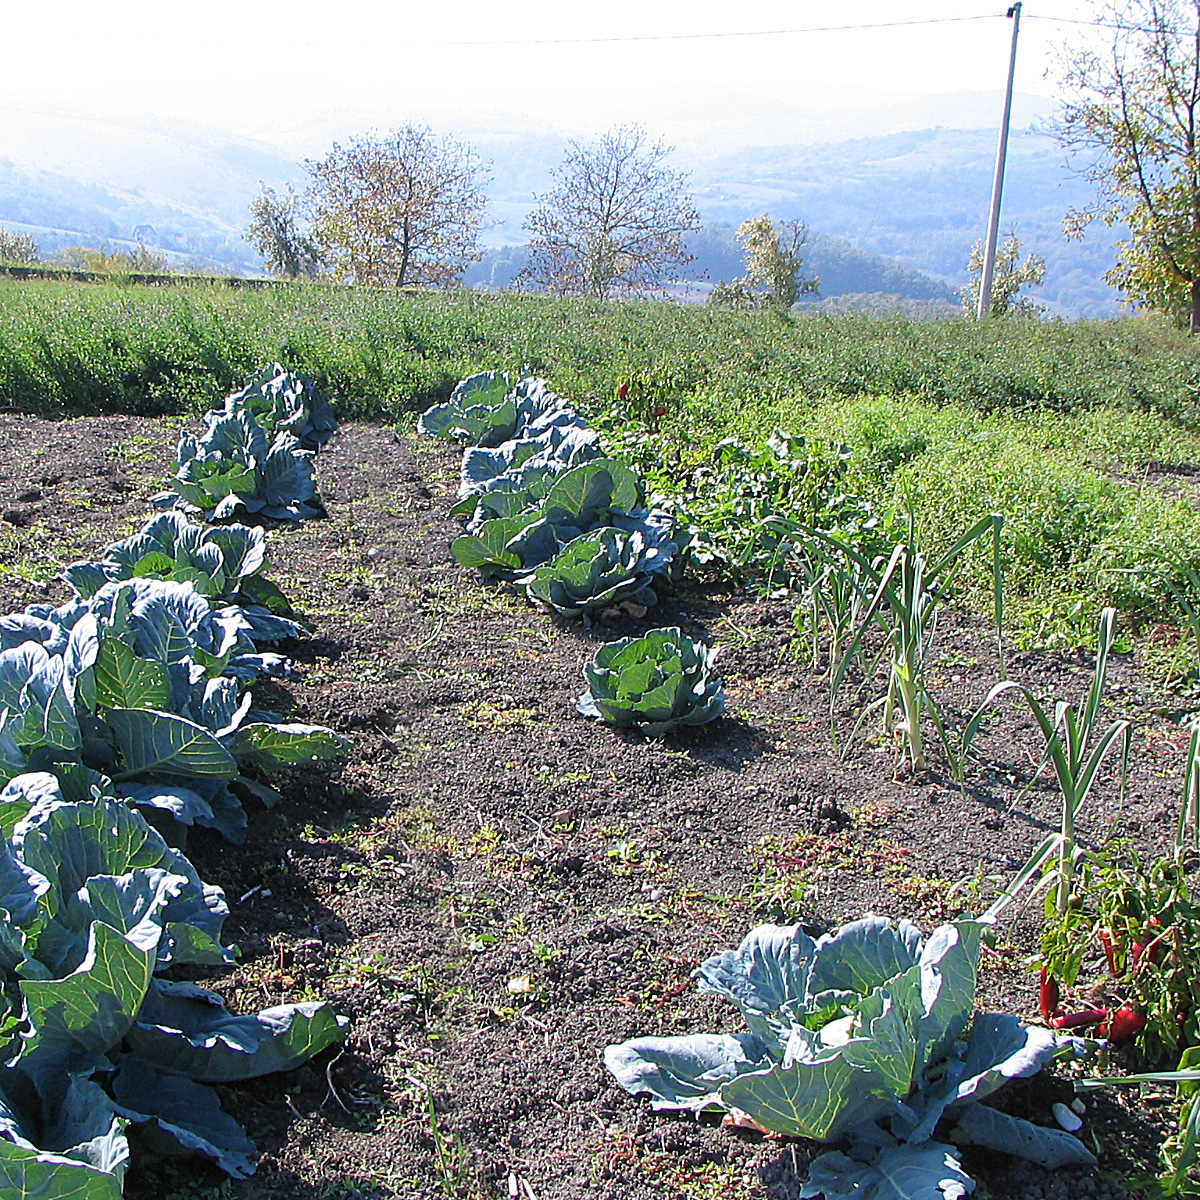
0,413 -> 1185,1200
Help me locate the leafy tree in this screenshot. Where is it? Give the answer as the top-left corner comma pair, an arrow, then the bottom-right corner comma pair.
709,214 -> 819,311
246,185 -> 322,279
521,125 -> 701,299
0,228 -> 39,265
306,126 -> 488,288
1056,0 -> 1200,330
962,234 -> 1046,317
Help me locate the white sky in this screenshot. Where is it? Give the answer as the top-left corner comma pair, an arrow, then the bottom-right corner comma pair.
2,1 -> 1112,143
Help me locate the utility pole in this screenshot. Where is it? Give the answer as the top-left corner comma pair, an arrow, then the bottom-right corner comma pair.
977,2 -> 1022,319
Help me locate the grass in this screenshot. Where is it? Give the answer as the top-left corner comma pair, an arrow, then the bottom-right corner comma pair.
4,278 -> 1200,424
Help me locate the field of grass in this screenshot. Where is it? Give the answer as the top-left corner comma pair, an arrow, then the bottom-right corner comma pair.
4,278 -> 1200,422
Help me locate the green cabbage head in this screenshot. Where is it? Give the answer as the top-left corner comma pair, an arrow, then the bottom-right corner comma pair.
577,627 -> 724,736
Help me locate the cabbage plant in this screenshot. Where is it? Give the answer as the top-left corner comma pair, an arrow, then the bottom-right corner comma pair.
216,362 -> 336,451
63,513 -> 306,643
0,772 -> 347,1194
577,627 -> 724,736
417,372 -> 586,448
452,459 -> 678,586
0,581 -> 348,842
453,425 -> 603,520
521,527 -> 669,618
153,411 -> 322,522
606,917 -> 1095,1200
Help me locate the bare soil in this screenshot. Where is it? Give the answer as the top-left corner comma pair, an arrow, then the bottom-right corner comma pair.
0,414 -> 1189,1200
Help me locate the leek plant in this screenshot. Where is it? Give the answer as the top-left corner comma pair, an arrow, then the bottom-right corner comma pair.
1078,1051 -> 1200,1196
977,607 -> 1131,926
801,513 -> 1004,777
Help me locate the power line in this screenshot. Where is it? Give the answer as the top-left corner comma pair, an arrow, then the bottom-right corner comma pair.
1025,13 -> 1177,33
423,13 -> 1005,49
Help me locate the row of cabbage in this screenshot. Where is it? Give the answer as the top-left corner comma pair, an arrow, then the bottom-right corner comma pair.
418,371 -> 726,735
0,367 -> 349,1197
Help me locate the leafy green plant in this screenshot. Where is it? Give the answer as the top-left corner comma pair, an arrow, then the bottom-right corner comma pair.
452,459 -> 679,589
975,607 -> 1131,931
1079,1050 -> 1200,1196
577,627 -> 725,735
655,431 -> 881,590
0,580 -> 348,842
63,513 -> 305,643
153,411 -> 322,522
216,362 -> 337,451
453,425 -> 602,521
417,372 -> 586,447
0,771 -> 347,1195
606,916 -> 1093,1199
521,527 -> 667,619
1030,843 -> 1200,1065
807,514 -> 1004,776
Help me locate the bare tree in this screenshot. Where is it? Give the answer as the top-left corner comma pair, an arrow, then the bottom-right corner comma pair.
1056,0 -> 1200,329
306,126 -> 488,288
521,126 -> 701,299
246,185 -> 322,279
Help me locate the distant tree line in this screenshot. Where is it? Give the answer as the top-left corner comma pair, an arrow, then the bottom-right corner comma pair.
247,123 -> 702,300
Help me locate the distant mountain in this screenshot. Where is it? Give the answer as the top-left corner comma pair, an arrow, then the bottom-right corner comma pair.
0,96 -> 1123,316
465,226 -> 958,311
687,126 -> 1121,317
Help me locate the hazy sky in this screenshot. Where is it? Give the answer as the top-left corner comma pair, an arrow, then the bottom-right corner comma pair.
4,1 -> 1112,141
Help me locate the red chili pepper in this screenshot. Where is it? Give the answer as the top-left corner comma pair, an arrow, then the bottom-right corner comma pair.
1039,968 -> 1061,1023
1133,918 -> 1164,968
1050,1006 -> 1109,1030
1099,930 -> 1119,977
617,383 -> 628,402
1104,1004 -> 1146,1041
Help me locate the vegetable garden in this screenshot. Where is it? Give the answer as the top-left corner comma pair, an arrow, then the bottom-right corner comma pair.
2,293 -> 1200,1199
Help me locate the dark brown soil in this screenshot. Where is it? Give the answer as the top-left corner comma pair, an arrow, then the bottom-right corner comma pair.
0,414 -> 1189,1200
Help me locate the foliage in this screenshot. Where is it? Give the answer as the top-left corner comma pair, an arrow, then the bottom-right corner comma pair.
245,185 -> 322,280
962,234 -> 1046,317
606,916 -> 1093,1198
521,125 -> 701,299
0,770 -> 347,1192
803,515 -> 1004,776
6,284 -> 1200,426
306,125 -> 488,288
576,626 -> 725,736
455,424 -> 602,515
55,245 -> 170,274
974,608 -> 1131,929
215,362 -> 337,451
418,372 -> 586,449
1041,844 -> 1200,1065
62,512 -> 306,643
708,215 -> 819,312
0,579 -> 348,843
154,412 -> 321,522
0,228 -> 39,265
1056,0 -> 1200,330
636,430 -> 881,591
520,526 -> 668,618
451,458 -> 678,586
